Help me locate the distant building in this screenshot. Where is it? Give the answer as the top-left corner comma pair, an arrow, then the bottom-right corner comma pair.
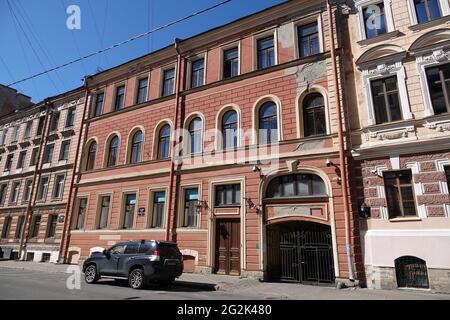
0,87 -> 85,263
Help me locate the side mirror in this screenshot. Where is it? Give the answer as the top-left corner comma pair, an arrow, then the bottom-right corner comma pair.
103,249 -> 110,257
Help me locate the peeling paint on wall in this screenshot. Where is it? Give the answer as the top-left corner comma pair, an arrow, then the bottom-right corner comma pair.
278,22 -> 294,49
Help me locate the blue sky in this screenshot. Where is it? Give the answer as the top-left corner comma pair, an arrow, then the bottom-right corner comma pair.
0,0 -> 286,103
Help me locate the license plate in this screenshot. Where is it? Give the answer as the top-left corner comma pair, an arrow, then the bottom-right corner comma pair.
166,260 -> 177,266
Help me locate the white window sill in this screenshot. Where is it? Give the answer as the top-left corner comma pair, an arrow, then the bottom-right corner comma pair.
389,217 -> 422,223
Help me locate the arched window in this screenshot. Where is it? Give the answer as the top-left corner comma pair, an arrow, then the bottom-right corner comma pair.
222,110 -> 238,149
130,130 -> 143,164
303,93 -> 326,137
188,117 -> 202,154
266,174 -> 327,198
158,124 -> 171,159
107,136 -> 119,167
86,141 -> 97,171
259,102 -> 278,144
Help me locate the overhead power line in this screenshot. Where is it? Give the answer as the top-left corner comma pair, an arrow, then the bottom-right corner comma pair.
6,0 -> 60,92
7,0 -> 234,87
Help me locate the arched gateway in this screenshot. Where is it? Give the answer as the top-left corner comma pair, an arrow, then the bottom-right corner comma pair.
263,172 -> 335,284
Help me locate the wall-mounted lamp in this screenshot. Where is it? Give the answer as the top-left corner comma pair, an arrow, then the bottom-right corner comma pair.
198,200 -> 208,209
252,165 -> 261,173
244,197 -> 261,215
359,202 -> 371,219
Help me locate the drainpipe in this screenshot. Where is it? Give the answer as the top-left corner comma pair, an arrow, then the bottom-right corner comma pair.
18,100 -> 52,261
326,1 -> 355,281
58,78 -> 90,264
166,39 -> 184,242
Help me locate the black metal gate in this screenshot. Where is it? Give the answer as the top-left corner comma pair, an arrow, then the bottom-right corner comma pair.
267,221 -> 335,284
395,256 -> 429,289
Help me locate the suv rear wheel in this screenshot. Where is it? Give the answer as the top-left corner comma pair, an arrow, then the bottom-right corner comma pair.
84,264 -> 99,284
129,268 -> 145,289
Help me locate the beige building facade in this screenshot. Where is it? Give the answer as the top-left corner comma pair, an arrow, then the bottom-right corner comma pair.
347,0 -> 450,292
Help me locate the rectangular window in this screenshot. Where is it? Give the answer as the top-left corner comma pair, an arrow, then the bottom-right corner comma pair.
46,214 -> 58,238
162,69 -> 175,97
426,63 -> 450,115
215,184 -> 241,207
65,107 -> 76,128
17,151 -> 27,169
30,147 -> 39,166
36,117 -> 45,136
15,215 -> 25,239
1,216 -> 11,239
223,48 -> 239,79
136,78 -> 148,104
9,181 -> 20,204
298,23 -> 320,58
0,184 -> 7,205
24,121 -> 33,139
123,194 -> 136,229
36,176 -> 49,201
151,191 -> 166,228
30,215 -> 41,238
363,2 -> 387,39
50,112 -> 60,132
11,125 -> 20,143
43,144 -> 54,164
23,179 -> 32,203
257,36 -> 275,69
190,59 -> 205,89
59,140 -> 71,161
370,76 -> 403,124
114,85 -> 125,110
183,188 -> 199,228
73,198 -> 87,230
414,0 -> 441,24
384,170 -> 417,219
52,174 -> 65,199
445,165 -> 450,192
93,92 -> 104,117
0,129 -> 7,145
5,154 -> 13,171
98,196 -> 110,229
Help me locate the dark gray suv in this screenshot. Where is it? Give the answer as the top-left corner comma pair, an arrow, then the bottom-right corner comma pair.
82,240 -> 183,289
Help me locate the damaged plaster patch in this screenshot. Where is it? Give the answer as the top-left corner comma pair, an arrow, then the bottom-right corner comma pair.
287,60 -> 327,93
278,22 -> 294,49
294,139 -> 326,152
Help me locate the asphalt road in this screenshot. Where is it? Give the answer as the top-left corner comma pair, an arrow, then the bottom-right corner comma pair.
1,267 -> 450,300
0,267 -> 247,300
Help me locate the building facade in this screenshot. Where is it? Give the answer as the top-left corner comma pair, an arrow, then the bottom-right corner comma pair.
347,0 -> 450,291
0,89 -> 85,263
63,0 -> 364,285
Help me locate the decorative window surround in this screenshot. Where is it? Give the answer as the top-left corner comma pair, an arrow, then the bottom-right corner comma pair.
367,125 -> 416,141
406,0 -> 450,26
362,61 -> 413,126
416,47 -> 450,117
436,160 -> 450,211
355,0 -> 395,41
406,162 -> 427,219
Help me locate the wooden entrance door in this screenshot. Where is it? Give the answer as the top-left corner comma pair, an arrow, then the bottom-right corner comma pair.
215,219 -> 240,275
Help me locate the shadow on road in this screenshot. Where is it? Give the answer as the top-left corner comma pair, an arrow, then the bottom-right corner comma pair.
94,279 -> 217,293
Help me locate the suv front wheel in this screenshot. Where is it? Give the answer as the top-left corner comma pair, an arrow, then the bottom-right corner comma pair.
85,264 -> 99,284
129,268 -> 146,289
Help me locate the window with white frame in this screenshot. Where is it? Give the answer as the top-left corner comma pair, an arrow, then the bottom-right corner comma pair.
356,0 -> 395,40
406,0 -> 450,25
361,61 -> 412,126
414,42 -> 450,117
